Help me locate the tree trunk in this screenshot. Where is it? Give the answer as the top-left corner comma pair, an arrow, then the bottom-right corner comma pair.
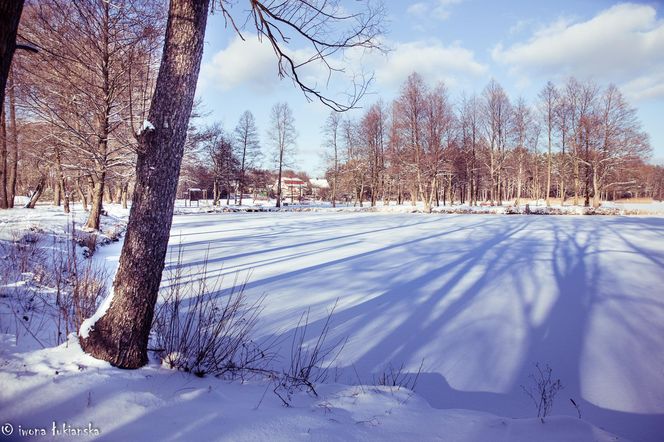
573,150 -> 580,206
331,147 -> 337,208
276,151 -> 283,208
592,167 -> 601,208
55,148 -> 69,213
0,106 -> 7,209
85,173 -> 105,230
121,182 -> 128,209
213,180 -> 219,205
560,137 -> 566,206
0,0 -> 24,111
25,176 -> 45,208
516,163 -> 523,207
80,0 -> 210,369
7,67 -> 17,208
76,176 -> 88,211
53,175 -> 61,206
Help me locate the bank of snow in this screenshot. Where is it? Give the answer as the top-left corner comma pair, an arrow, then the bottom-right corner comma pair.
0,336 -> 618,442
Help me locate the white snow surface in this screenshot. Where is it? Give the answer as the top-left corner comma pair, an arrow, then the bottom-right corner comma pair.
2,204 -> 664,440
0,336 -> 618,442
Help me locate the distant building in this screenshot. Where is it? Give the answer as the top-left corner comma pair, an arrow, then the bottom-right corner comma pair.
309,178 -> 329,199
275,177 -> 308,202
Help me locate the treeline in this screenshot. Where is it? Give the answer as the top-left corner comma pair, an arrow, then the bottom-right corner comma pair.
1,0 -> 165,230
0,0 -> 302,221
323,73 -> 662,210
2,1 -> 663,226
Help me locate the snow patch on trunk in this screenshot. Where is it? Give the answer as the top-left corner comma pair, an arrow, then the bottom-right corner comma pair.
138,119 -> 155,135
79,288 -> 115,339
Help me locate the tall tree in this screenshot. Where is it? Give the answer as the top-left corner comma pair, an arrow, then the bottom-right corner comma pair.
323,111 -> 342,207
206,124 -> 238,205
268,102 -> 297,208
459,94 -> 482,206
360,102 -> 386,207
0,0 -> 25,111
21,0 -> 162,224
539,81 -> 558,206
6,66 -> 19,208
233,110 -> 261,205
395,73 -> 426,208
80,0 -> 211,367
482,79 -> 511,205
81,0 -> 382,368
511,97 -> 538,207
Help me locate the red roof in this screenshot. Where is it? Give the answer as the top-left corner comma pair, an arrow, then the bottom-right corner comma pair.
283,179 -> 306,185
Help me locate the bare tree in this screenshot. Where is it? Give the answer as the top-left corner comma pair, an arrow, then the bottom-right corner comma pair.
0,0 -> 25,111
20,0 -> 163,224
234,110 -> 261,205
360,102 -> 386,207
459,94 -> 482,206
511,97 -> 539,206
206,124 -> 238,205
80,0 -> 211,367
539,81 -> 558,206
268,102 -> 297,208
395,73 -> 425,208
482,79 -> 511,205
81,0 -> 382,368
588,84 -> 650,207
341,117 -> 367,206
323,111 -> 342,207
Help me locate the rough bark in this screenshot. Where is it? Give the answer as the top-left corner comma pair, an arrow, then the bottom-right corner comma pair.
80,0 -> 210,369
121,182 -> 128,209
7,67 -> 17,208
0,0 -> 24,111
85,173 -> 105,231
25,175 -> 45,208
0,107 -> 7,208
54,148 -> 69,213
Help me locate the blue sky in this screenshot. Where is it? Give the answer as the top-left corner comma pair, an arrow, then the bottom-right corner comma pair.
196,1 -> 664,175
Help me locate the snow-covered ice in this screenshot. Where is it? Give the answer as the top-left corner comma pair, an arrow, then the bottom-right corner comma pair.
2,207 -> 663,440
164,211 -> 664,441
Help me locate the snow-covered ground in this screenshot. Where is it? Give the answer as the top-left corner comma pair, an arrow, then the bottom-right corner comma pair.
0,336 -> 618,442
172,197 -> 664,215
2,204 -> 664,440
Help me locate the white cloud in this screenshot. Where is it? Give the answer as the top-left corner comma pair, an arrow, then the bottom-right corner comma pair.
200,35 -> 485,102
492,3 -> 664,101
360,39 -> 487,91
199,36 -> 365,101
433,0 -> 464,20
199,37 -> 281,93
407,2 -> 428,16
407,0 -> 464,21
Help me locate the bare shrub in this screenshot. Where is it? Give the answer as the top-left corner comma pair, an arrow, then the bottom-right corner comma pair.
570,397 -> 582,419
152,250 -> 270,378
0,229 -> 47,278
373,360 -> 424,392
521,362 -> 564,422
56,260 -> 107,342
273,301 -> 346,406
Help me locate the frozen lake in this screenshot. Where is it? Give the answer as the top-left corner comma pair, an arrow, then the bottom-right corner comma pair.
136,212 -> 664,441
